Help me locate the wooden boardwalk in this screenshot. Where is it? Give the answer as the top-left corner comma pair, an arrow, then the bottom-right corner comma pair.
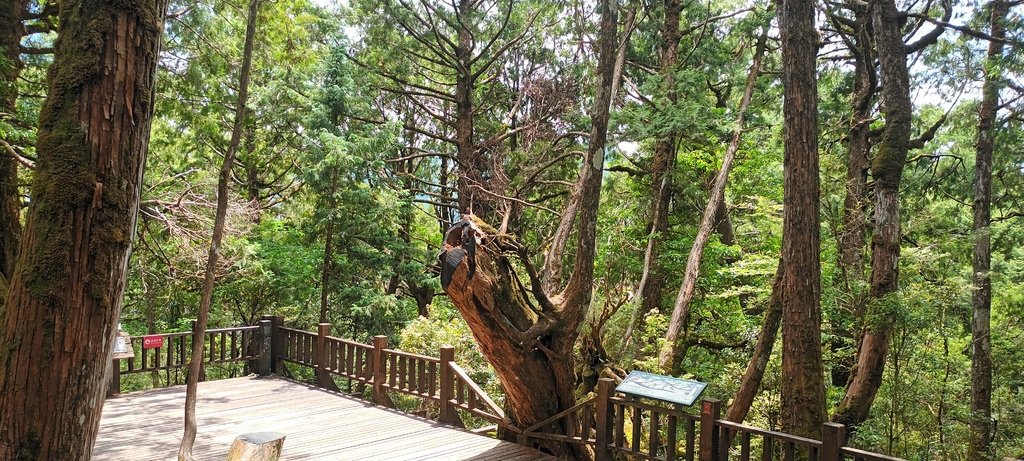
94,376 -> 556,460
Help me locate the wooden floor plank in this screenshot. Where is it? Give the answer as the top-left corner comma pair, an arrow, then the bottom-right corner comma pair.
94,376 -> 556,460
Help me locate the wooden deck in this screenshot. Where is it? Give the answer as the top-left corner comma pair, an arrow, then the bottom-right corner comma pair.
94,376 -> 556,460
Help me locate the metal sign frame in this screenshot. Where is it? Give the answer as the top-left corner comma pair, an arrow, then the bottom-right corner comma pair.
614,370 -> 707,406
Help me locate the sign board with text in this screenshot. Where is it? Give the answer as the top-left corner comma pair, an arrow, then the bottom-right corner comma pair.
142,335 -> 164,349
615,371 -> 707,406
112,332 -> 134,360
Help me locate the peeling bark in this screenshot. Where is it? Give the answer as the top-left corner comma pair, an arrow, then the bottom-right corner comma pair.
0,0 -> 169,458
778,0 -> 826,439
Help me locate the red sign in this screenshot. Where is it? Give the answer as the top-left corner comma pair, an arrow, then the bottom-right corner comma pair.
142,335 -> 164,349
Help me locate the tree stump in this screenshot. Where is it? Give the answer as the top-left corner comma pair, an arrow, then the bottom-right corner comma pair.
226,432 -> 285,461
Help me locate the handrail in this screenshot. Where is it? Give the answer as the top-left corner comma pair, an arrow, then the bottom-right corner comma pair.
715,418 -> 823,446
108,324 -> 261,395
840,447 -> 906,461
523,395 -> 596,434
383,348 -> 441,364
205,326 -> 258,333
381,347 -> 440,400
449,362 -> 506,423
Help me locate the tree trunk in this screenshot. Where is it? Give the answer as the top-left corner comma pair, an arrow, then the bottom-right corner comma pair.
837,10 -> 874,315
969,2 -> 1007,458
609,6 -> 637,105
725,261 -> 782,423
834,0 -> 913,430
635,0 -> 681,335
659,29 -> 768,374
831,10 -> 875,388
0,0 -> 23,281
0,1 -> 169,458
778,0 -> 826,440
440,1 -> 617,458
178,1 -> 260,459
453,0 -> 487,217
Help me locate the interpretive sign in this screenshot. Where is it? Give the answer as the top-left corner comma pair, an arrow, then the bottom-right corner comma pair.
615,371 -> 707,406
143,335 -> 164,349
112,331 -> 134,360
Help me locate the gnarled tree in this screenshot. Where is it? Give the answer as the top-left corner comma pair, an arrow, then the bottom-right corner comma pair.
439,0 -> 617,457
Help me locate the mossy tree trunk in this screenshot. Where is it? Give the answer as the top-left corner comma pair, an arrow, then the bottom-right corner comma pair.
834,0 -> 913,429
0,0 -> 169,458
440,1 -> 617,458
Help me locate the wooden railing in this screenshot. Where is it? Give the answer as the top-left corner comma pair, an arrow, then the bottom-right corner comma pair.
323,334 -> 373,384
449,362 -> 506,425
108,324 -> 261,395
382,347 -> 441,401
607,393 -> 698,461
109,316 -> 906,461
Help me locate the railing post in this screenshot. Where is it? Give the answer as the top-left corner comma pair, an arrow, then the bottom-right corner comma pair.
191,320 -> 206,382
372,335 -> 394,407
699,399 -> 720,461
316,323 -> 330,388
107,359 -> 121,397
822,422 -> 845,461
268,315 -> 284,374
257,319 -> 272,376
594,378 -> 614,461
438,345 -> 459,426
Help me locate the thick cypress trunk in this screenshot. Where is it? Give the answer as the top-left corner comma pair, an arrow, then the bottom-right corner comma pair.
178,0 -> 260,459
834,0 -> 913,429
0,0 -> 169,458
659,30 -> 767,374
778,0 -> 826,440
969,2 -> 1007,458
0,0 -> 23,280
